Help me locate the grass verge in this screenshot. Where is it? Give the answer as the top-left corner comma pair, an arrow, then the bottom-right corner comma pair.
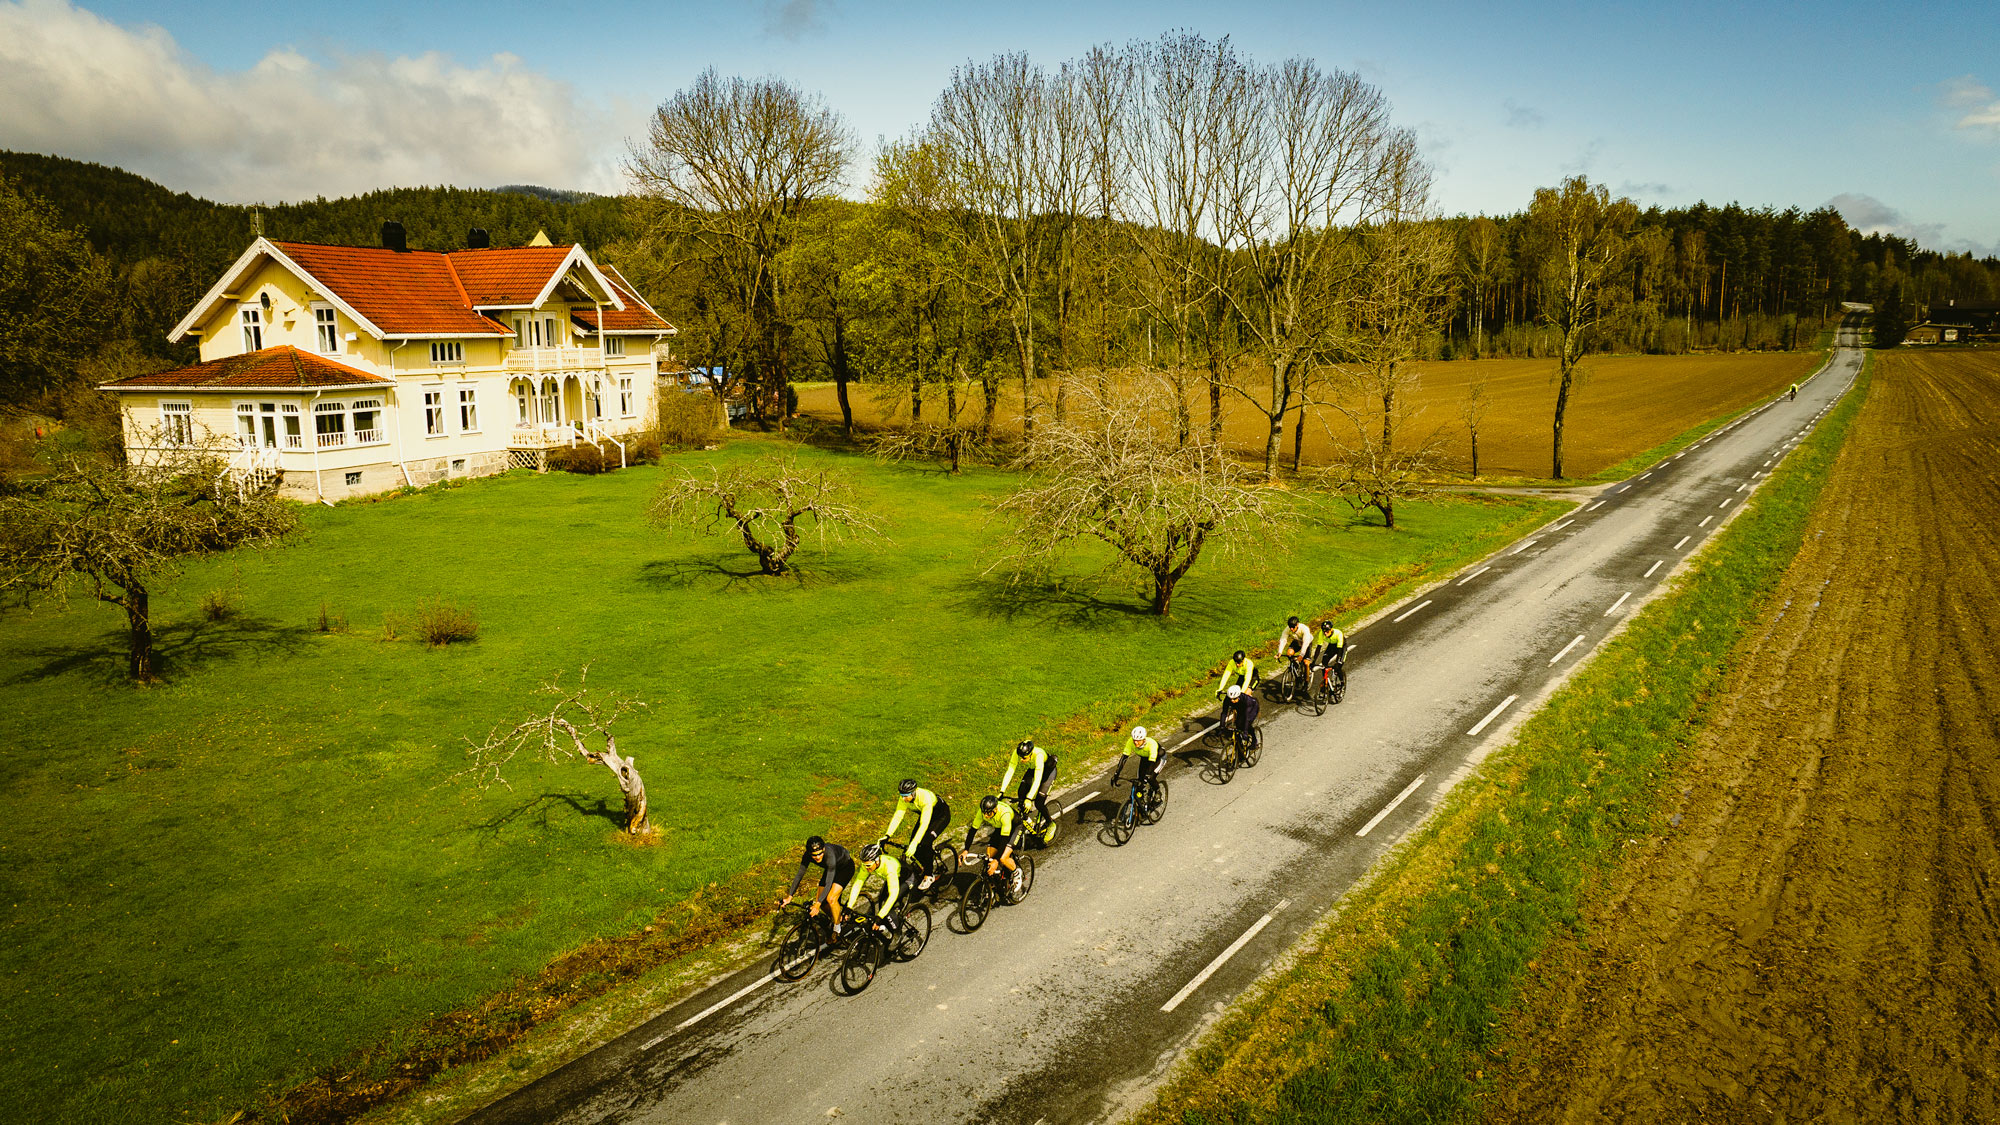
1130,354 -> 1873,1125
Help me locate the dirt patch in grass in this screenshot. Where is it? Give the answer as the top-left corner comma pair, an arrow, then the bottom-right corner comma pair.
1480,348 -> 2000,1122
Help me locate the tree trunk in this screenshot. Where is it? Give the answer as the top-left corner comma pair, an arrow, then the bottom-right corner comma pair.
1290,407 -> 1306,473
122,586 -> 155,682
1470,427 -> 1480,479
1151,573 -> 1176,615
1207,366 -> 1223,444
1552,358 -> 1574,480
593,738 -> 650,834
832,313 -> 853,435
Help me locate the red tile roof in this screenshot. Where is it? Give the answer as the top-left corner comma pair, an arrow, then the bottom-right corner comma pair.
446,246 -> 580,306
100,346 -> 392,391
572,264 -> 676,335
271,241 -> 511,337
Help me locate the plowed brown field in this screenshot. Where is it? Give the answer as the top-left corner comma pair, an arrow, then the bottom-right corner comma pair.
795,352 -> 1824,479
1482,349 -> 2000,1123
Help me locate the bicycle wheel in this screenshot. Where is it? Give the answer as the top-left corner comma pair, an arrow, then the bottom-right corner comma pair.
957,876 -> 994,932
1332,669 -> 1346,705
893,903 -> 932,962
771,918 -> 820,982
1214,741 -> 1238,783
1107,794 -> 1135,846
1242,728 -> 1263,768
838,932 -> 886,993
1007,855 -> 1036,903
1201,719 -> 1230,749
1302,669 -> 1328,716
1140,778 -> 1169,825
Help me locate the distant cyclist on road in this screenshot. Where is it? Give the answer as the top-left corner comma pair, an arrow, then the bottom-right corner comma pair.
1788,383 -> 1798,401
1312,619 -> 1348,695
1214,649 -> 1257,701
1112,725 -> 1163,791
1000,739 -> 1059,828
962,794 -> 1025,894
1277,615 -> 1314,686
880,778 -> 951,892
780,835 -> 854,940
1220,683 -> 1261,746
845,842 -> 916,939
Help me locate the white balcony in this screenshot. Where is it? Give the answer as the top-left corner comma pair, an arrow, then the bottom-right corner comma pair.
504,346 -> 606,372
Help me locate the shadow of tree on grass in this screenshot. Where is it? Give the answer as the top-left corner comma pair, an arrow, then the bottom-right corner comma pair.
471,792 -> 626,840
6,612 -> 314,687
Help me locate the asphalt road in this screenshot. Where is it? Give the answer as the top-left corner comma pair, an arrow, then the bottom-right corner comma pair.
461,339 -> 1865,1125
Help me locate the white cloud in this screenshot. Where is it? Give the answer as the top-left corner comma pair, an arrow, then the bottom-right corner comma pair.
762,0 -> 831,41
0,0 -> 623,202
1941,75 -> 2000,138
1827,192 -> 1995,257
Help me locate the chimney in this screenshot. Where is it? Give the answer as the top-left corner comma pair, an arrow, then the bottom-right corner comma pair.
467,227 -> 491,249
381,221 -> 407,252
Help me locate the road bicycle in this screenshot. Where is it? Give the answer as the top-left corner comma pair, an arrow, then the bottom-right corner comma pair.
1005,792 -> 1062,848
1211,721 -> 1261,783
1303,656 -> 1346,714
1265,656 -> 1312,705
770,902 -> 839,982
883,838 -> 959,904
955,851 -> 1035,932
833,897 -> 933,995
1103,768 -> 1169,846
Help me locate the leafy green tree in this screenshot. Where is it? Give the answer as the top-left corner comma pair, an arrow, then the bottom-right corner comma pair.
1872,268 -> 1911,348
0,176 -> 116,403
1525,176 -> 1636,479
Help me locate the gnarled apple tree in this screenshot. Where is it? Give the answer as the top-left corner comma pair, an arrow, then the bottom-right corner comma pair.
456,668 -> 654,835
649,453 -> 884,576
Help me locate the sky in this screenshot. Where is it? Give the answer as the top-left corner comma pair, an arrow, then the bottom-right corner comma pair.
3,0 -> 1996,254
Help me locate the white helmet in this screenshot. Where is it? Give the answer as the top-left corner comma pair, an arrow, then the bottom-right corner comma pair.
1227,684 -> 1243,700
1131,726 -> 1147,741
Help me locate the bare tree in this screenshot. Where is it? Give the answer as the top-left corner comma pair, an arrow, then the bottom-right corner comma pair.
0,436 -> 296,681
629,70 -> 854,430
1461,379 -> 1490,479
1459,216 -> 1507,358
456,668 -> 654,835
649,453 -> 883,575
994,378 -> 1280,615
1525,176 -> 1636,479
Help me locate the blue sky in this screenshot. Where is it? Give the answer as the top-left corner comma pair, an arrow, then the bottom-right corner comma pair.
6,0 -> 1997,252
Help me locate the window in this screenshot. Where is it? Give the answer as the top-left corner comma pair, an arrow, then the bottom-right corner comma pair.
618,376 -> 634,417
450,458 -> 466,475
235,401 -> 286,448
240,305 -> 263,351
344,471 -> 362,486
588,376 -> 603,420
544,317 -> 559,347
458,387 -> 479,432
424,389 -> 445,436
281,404 -> 302,448
513,317 -> 527,347
350,399 -> 382,444
160,401 -> 192,445
430,340 -> 463,365
603,335 -> 625,357
315,306 -> 339,353
314,401 -> 348,448
235,402 -> 258,446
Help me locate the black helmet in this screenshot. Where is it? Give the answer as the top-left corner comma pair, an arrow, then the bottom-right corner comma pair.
859,842 -> 883,863
806,835 -> 825,855
1015,738 -> 1035,758
898,777 -> 918,796
1320,620 -> 1334,631
980,794 -> 999,814
1232,649 -> 1246,662
1287,615 -> 1300,627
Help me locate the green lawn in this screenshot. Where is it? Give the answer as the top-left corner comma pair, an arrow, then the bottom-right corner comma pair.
0,439 -> 1557,1124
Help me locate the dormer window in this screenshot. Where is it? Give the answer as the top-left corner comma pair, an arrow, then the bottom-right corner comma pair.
240,305 -> 263,351
314,306 -> 339,353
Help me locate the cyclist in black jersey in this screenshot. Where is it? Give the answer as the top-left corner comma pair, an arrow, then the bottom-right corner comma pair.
780,836 -> 855,938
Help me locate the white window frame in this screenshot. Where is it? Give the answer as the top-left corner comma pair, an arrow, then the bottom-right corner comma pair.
603,335 -> 625,357
430,340 -> 464,365
159,401 -> 193,446
423,387 -> 446,437
350,398 -> 384,446
458,386 -> 479,433
240,304 -> 263,352
314,399 -> 349,449
618,376 -> 635,417
313,304 -> 339,354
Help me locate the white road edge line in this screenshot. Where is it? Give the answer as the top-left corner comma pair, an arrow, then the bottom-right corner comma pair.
1356,775 -> 1428,838
1605,591 -> 1632,615
1674,535 -> 1691,550
1160,898 -> 1291,1013
1393,599 -> 1433,623
1457,566 -> 1490,586
1588,500 -> 1605,510
1468,695 -> 1519,736
1548,635 -> 1586,665
1512,539 -> 1539,555
1062,790 -> 1102,816
1700,515 -> 1714,527
1644,560 -> 1663,578
647,972 -> 777,1047
1550,519 -> 1574,531
1718,498 -> 1732,509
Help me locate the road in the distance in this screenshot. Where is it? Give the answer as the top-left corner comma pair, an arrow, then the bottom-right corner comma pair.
461,340 -> 1864,1125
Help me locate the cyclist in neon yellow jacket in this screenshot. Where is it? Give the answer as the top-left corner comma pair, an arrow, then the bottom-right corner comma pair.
845,842 -> 915,937
961,794 -> 1024,893
880,778 -> 951,891
1113,725 -> 1163,790
1313,620 -> 1347,693
1214,650 -> 1256,700
1000,739 -> 1058,826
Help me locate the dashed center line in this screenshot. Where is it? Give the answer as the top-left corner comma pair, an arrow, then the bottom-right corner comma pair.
1548,634 -> 1586,664
1392,599 -> 1433,623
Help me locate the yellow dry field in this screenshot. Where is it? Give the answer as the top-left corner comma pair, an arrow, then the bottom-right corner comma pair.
795,352 -> 1825,480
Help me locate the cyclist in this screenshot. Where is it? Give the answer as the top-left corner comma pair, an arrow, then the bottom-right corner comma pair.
1312,618 -> 1348,695
1277,615 -> 1314,688
1214,649 -> 1257,701
962,794 -> 1025,894
1220,683 -> 1261,748
880,778 -> 951,892
779,835 -> 854,940
845,842 -> 916,939
1000,738 -> 1058,829
1788,382 -> 1798,401
1111,725 -> 1163,793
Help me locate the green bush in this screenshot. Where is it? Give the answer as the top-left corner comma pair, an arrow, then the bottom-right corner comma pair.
415,597 -> 478,647
657,391 -> 721,449
546,442 -> 613,474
